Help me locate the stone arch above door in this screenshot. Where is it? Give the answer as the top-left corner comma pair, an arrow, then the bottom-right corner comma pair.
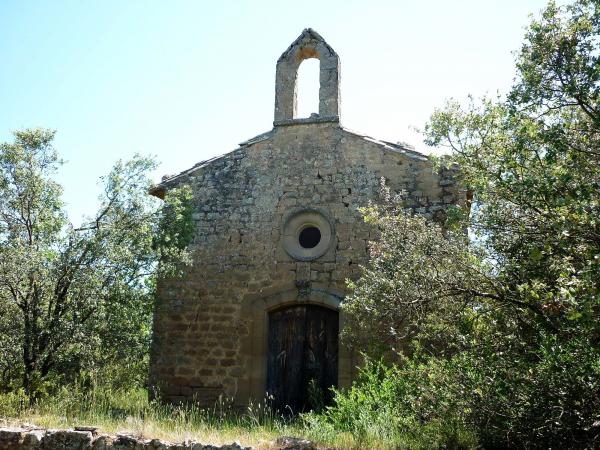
240,286 -> 353,404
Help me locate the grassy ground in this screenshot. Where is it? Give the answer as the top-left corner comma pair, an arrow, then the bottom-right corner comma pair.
0,388 -> 361,449
0,385 -> 479,449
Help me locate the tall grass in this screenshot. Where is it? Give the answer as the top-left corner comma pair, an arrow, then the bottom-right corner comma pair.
0,385 -> 289,447
0,369 -> 478,449
0,384 -> 357,448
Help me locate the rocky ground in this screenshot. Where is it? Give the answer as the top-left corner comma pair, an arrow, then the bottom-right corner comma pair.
0,427 -> 325,450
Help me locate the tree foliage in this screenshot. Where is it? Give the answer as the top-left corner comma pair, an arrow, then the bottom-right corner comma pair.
341,192 -> 490,357
339,1 -> 600,447
0,129 -> 192,397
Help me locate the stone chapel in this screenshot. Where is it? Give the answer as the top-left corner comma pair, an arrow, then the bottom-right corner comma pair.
149,29 -> 465,411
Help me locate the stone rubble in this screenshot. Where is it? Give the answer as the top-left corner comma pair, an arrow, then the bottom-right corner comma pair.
273,436 -> 316,450
0,428 -> 250,450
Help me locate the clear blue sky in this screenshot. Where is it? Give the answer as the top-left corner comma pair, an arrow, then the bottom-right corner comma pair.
1,0 -> 552,222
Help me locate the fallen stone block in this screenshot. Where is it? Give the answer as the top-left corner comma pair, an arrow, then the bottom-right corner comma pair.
274,437 -> 316,450
0,429 -> 24,450
22,430 -> 44,450
111,435 -> 144,450
42,430 -> 93,450
90,436 -> 112,450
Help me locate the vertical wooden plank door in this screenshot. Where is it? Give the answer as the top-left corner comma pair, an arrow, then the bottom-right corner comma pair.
266,304 -> 338,413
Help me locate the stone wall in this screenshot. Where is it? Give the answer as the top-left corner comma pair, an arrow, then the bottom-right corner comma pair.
0,428 -> 248,450
149,120 -> 466,406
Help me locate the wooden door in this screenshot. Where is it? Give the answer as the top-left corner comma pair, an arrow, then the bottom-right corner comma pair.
266,304 -> 338,413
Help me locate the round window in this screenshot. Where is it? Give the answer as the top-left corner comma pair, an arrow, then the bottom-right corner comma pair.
282,210 -> 332,261
299,226 -> 321,249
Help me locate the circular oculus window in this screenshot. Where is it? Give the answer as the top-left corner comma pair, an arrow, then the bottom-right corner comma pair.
282,210 -> 332,261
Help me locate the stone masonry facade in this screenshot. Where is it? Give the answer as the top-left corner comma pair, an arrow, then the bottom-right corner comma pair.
148,29 -> 466,407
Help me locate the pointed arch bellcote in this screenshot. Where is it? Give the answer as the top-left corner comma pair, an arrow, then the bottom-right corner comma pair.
274,28 -> 341,125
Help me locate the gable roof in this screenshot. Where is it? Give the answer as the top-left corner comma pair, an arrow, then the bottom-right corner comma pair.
149,126 -> 429,198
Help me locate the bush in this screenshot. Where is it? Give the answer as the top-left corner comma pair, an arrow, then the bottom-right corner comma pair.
309,358 -> 478,450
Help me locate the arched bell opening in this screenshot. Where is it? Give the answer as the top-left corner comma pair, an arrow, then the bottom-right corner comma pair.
274,28 -> 341,123
295,58 -> 321,119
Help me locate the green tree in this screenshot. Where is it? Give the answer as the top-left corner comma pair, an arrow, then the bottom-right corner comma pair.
339,0 -> 600,447
0,128 -> 193,398
423,0 -> 600,338
341,191 -> 488,358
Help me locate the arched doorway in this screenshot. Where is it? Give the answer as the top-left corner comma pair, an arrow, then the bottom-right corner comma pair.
266,304 -> 338,413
